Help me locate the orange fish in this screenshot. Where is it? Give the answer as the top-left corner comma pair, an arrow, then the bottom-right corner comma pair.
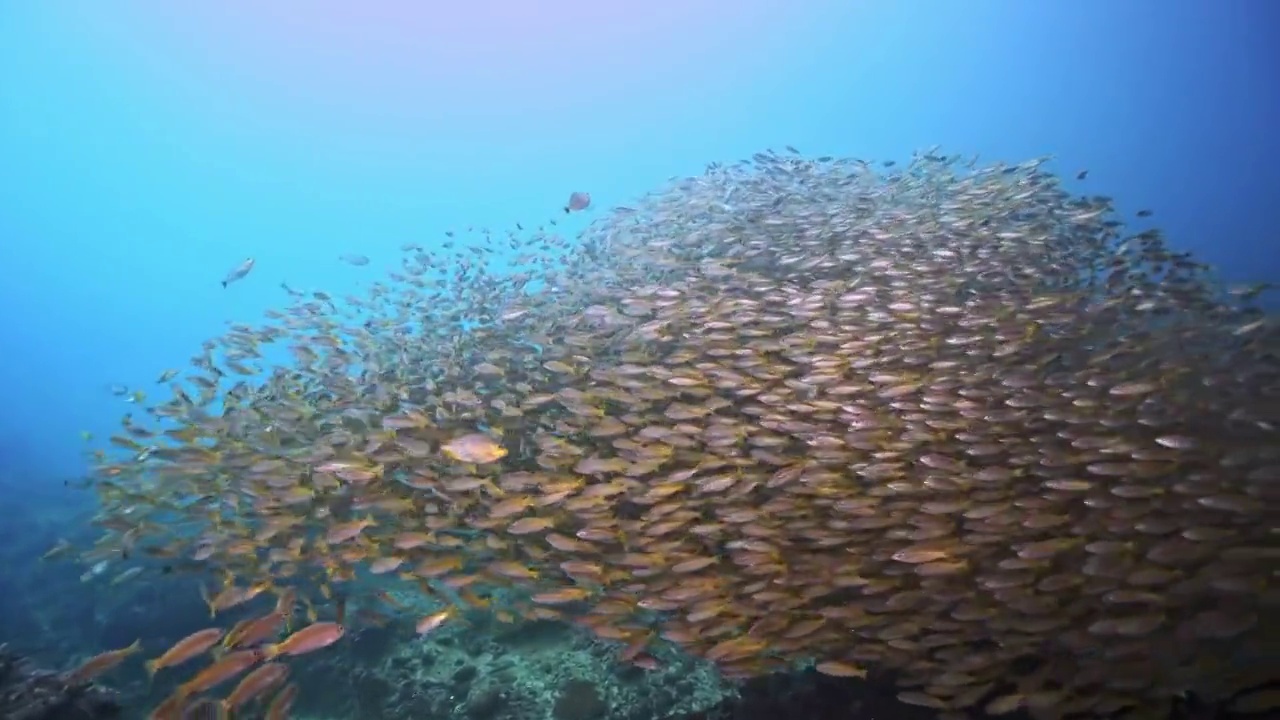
325,517 -> 375,544
223,662 -> 290,713
147,628 -> 223,676
179,649 -> 263,696
440,433 -> 508,464
265,683 -> 299,720
415,608 -> 454,635
224,612 -> 284,649
65,639 -> 142,685
264,621 -> 345,658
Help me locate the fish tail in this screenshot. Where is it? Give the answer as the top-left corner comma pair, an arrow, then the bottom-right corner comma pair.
145,659 -> 159,678
198,581 -> 216,617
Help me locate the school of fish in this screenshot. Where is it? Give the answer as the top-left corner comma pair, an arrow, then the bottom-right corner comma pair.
65,149 -> 1278,720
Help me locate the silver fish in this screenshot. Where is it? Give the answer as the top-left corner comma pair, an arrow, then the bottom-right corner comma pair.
221,258 -> 255,288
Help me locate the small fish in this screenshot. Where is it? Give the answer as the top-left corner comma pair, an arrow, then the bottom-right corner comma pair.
1136,209 -> 1153,217
179,649 -> 263,696
1227,282 -> 1275,301
263,621 -> 345,658
146,628 -> 224,676
223,662 -> 289,714
110,566 -> 144,585
564,191 -> 591,214
155,369 -> 178,383
265,683 -> 299,720
221,257 -> 255,288
42,539 -> 74,561
415,608 -> 454,635
80,559 -> 110,582
441,433 -> 508,464
340,254 -> 370,266
223,612 -> 284,649
64,639 -> 142,685
1076,170 -> 1088,180
815,659 -> 867,678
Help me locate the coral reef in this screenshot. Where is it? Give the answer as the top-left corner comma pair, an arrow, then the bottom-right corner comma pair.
296,608 -> 732,720
0,645 -> 121,720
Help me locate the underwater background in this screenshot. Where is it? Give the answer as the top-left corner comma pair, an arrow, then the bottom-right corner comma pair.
1,2 -> 1278,720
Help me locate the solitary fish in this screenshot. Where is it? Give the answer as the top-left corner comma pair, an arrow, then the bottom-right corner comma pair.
222,258 -> 255,288
564,192 -> 591,213
340,254 -> 370,266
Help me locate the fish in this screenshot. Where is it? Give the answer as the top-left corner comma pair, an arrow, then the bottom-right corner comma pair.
222,662 -> 289,714
440,433 -> 508,464
340,254 -> 371,266
73,146 -> 1278,719
265,683 -> 298,720
263,622 -> 345,658
414,608 -> 454,635
64,640 -> 142,685
221,258 -> 255,288
146,628 -> 224,676
564,191 -> 591,213
178,649 -> 263,696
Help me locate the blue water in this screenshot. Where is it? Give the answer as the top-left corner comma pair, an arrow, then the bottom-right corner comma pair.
2,1 -> 1278,485
0,2 -> 1277,715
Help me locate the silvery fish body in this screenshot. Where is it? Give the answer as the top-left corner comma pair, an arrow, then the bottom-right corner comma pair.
222,258 -> 255,288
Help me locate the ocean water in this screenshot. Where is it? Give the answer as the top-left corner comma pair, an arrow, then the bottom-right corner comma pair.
1,2 -> 1277,719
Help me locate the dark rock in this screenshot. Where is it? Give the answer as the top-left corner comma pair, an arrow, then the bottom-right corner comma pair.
0,644 -> 122,720
351,625 -> 397,665
453,664 -> 478,685
552,679 -> 607,720
465,688 -> 508,720
353,674 -> 392,719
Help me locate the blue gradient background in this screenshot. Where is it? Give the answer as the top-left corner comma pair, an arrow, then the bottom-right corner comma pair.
1,1 -> 1277,488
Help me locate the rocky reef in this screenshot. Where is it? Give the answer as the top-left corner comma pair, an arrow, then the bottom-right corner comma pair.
0,645 -> 122,720
278,604 -> 733,720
